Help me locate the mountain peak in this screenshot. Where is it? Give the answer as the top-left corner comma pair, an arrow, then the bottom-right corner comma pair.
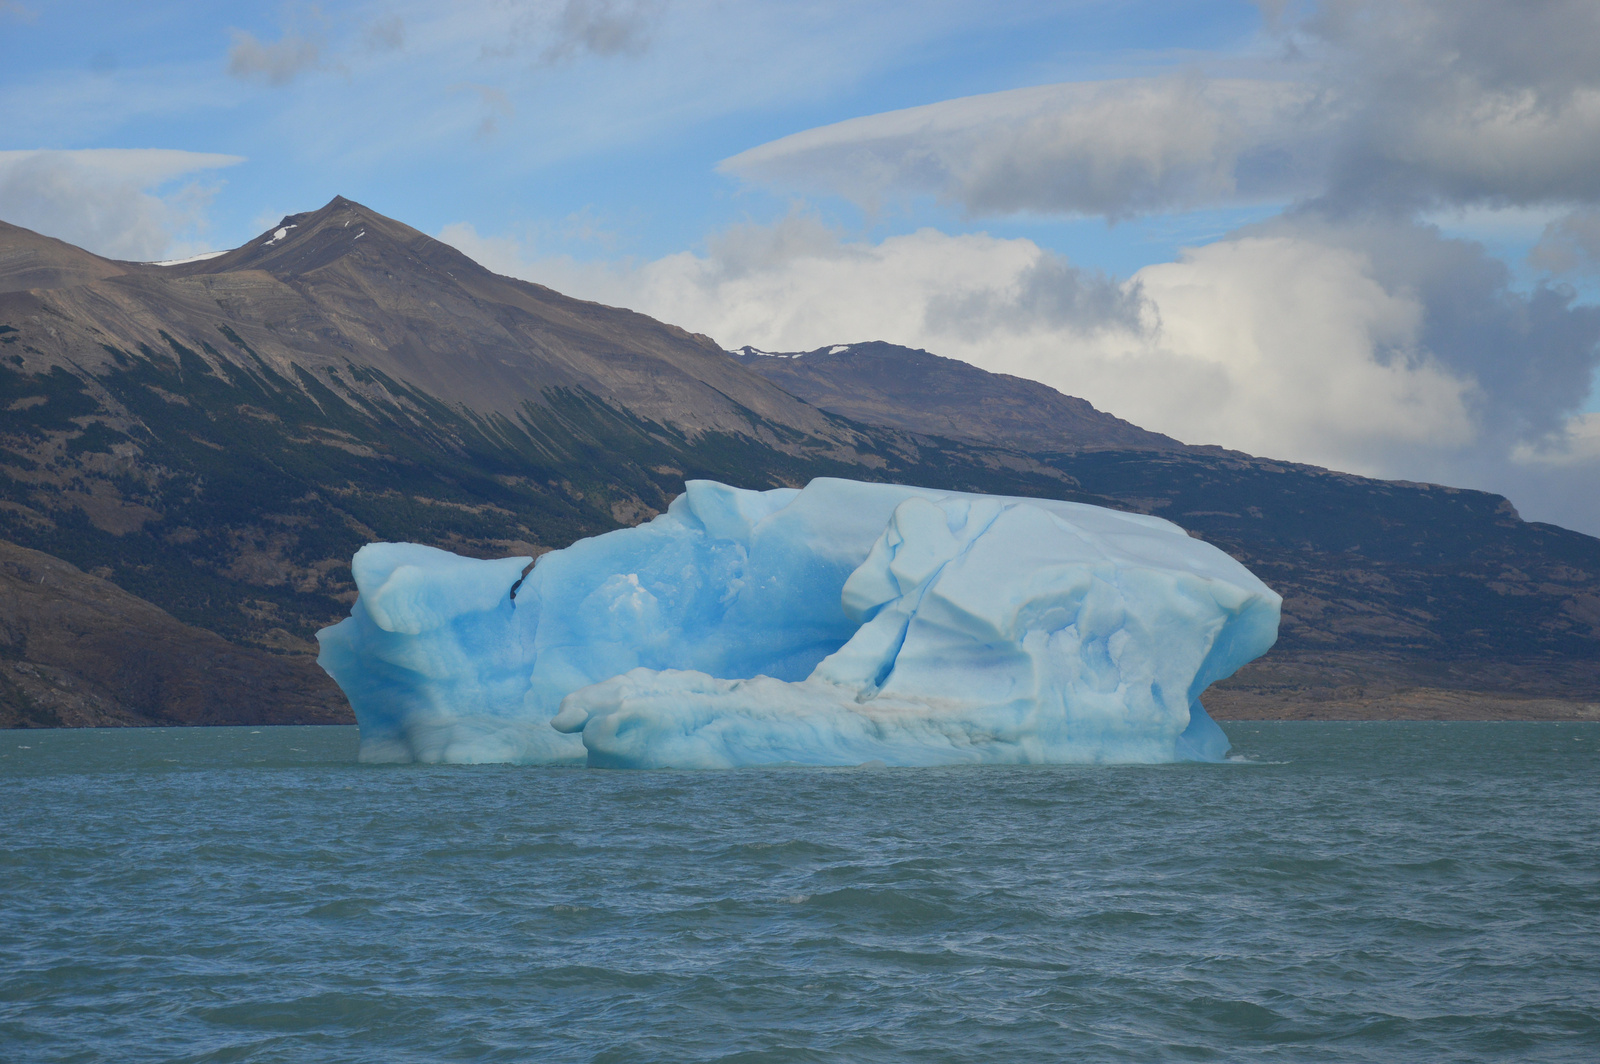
0,195 -> 851,436
158,195 -> 470,282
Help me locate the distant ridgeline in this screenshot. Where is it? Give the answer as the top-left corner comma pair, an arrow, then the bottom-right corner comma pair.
0,198 -> 1596,727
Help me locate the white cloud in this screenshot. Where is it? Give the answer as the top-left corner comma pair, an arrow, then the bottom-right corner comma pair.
1104,235 -> 1478,463
0,149 -> 244,260
440,210 -> 1600,532
441,216 -> 1470,468
722,78 -> 1327,220
722,0 -> 1600,220
451,215 -> 1149,365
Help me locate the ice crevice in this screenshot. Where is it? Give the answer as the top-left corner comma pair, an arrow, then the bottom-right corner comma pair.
315,478 -> 1282,768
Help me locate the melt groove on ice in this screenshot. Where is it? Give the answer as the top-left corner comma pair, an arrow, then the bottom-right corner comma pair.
315,478 -> 1281,768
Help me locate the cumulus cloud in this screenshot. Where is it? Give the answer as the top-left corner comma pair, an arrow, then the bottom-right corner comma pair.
456,214 -> 1148,355
227,29 -> 324,86
440,210 -> 1600,533
1092,217 -> 1600,531
0,149 -> 244,260
1252,213 -> 1600,442
1097,232 -> 1478,466
1301,0 -> 1600,211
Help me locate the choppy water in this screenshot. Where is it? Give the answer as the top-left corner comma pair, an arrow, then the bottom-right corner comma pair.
1,723 -> 1597,1063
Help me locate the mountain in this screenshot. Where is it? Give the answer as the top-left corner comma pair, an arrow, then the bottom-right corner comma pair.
0,538 -> 345,728
0,199 -> 1596,725
0,198 -> 1081,702
731,342 -> 1183,453
125,200 -> 852,438
734,342 -> 1600,718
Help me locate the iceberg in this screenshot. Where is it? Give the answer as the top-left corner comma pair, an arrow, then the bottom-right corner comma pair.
316,478 -> 1281,768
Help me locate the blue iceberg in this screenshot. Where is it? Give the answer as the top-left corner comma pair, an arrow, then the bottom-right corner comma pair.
316,478 -> 1280,767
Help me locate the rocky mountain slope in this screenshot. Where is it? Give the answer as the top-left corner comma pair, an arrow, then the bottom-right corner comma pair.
735,342 -> 1600,717
0,200 -> 1596,725
732,342 -> 1183,453
0,200 -> 1080,709
0,539 -> 346,728
3,200 -> 852,441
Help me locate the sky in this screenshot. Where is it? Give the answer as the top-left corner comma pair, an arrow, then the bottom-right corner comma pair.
3,0 -> 1599,535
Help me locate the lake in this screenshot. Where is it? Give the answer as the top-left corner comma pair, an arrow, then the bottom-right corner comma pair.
2,722 -> 1596,1062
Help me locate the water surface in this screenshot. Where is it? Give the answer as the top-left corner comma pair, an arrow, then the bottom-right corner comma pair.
2,722 -> 1596,1062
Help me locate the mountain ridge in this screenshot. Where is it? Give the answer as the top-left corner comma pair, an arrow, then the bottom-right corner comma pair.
0,198 -> 1596,725
730,340 -> 1600,712
0,199 -> 1083,657
731,341 -> 1188,455
3,197 -> 857,443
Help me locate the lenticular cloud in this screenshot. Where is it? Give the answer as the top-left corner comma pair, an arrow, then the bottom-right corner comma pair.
315,478 -> 1280,768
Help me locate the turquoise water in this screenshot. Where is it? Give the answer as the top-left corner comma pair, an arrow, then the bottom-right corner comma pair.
2,723 -> 1596,1063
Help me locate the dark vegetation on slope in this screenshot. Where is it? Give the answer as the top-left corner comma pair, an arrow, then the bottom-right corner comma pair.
0,329 -> 1068,652
0,538 -> 347,729
0,201 -> 1595,726
1038,450 -> 1600,715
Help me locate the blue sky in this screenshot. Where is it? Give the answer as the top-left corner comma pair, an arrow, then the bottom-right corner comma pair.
3,1 -> 1599,533
1,1 -> 1273,261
